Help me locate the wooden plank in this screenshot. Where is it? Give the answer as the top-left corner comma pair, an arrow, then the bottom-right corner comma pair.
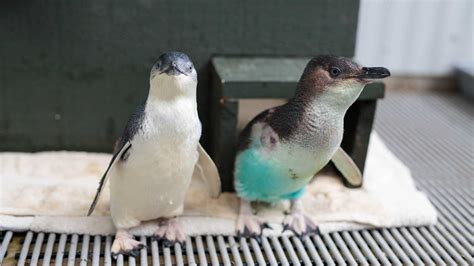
212,57 -> 312,83
221,82 -> 384,100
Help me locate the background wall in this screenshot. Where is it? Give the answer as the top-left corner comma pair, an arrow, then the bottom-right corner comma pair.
0,0 -> 359,152
355,0 -> 473,76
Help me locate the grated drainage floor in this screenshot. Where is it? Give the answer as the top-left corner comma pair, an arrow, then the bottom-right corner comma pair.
1,89 -> 473,265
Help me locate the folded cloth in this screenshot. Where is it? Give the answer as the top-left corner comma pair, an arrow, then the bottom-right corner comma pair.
0,132 -> 436,236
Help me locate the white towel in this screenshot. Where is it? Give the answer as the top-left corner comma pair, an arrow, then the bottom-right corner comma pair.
0,133 -> 437,236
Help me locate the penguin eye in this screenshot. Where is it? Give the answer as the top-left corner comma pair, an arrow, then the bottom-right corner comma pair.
329,67 -> 342,77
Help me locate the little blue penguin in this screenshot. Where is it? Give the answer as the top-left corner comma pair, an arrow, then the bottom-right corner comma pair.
234,55 -> 390,237
88,52 -> 221,257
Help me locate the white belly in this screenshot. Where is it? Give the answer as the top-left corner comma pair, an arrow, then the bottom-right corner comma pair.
109,98 -> 200,229
281,123 -> 344,178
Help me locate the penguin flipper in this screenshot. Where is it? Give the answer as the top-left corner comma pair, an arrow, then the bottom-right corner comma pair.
87,142 -> 132,216
193,143 -> 221,198
331,147 -> 363,188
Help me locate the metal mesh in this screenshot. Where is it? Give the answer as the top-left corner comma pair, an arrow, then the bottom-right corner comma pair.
1,90 -> 473,265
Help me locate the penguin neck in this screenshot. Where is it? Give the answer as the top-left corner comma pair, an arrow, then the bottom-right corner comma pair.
291,81 -> 364,123
147,75 -> 197,103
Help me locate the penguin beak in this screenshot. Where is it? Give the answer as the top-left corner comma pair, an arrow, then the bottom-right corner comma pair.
163,63 -> 187,76
356,67 -> 391,81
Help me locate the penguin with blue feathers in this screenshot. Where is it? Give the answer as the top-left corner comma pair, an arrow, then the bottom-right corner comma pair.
234,55 -> 390,237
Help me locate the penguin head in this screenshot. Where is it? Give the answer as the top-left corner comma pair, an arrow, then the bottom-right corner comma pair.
149,52 -> 197,98
301,55 -> 390,88
298,55 -> 390,107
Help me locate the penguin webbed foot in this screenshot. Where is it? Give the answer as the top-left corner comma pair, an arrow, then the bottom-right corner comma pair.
282,212 -> 319,237
236,214 -> 271,242
153,218 -> 186,247
111,230 -> 146,259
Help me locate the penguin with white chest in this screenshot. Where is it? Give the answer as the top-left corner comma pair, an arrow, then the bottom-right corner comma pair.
88,52 -> 221,257
234,55 -> 390,237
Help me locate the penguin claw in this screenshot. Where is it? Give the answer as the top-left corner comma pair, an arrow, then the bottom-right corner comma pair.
282,212 -> 319,237
111,236 -> 146,259
111,244 -> 144,259
263,222 -> 272,229
153,218 -> 186,247
236,215 -> 270,241
154,237 -> 185,248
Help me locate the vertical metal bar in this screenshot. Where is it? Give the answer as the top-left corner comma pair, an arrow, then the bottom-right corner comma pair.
249,238 -> 266,265
321,234 -> 345,265
18,231 -> 34,265
162,244 -> 172,266
42,233 -> 56,266
302,236 -> 323,266
407,228 -> 446,265
399,228 -> 435,265
260,237 -> 277,266
195,236 -> 208,265
239,238 -> 255,265
79,235 -> 90,266
389,229 -> 424,265
350,231 -> 380,266
129,255 -> 137,266
341,231 -> 369,266
104,235 -> 112,266
227,236 -> 243,266
55,234 -> 68,266
92,235 -> 101,266
270,236 -> 289,265
281,236 -> 300,265
30,232 -> 44,266
331,232 -> 357,266
116,254 -> 124,266
174,242 -> 184,266
380,229 -> 413,266
426,227 -> 469,265
429,189 -> 472,235
361,231 -> 391,265
206,236 -> 219,265
151,240 -> 160,266
452,186 -> 473,205
67,234 -> 79,266
313,235 -> 335,266
437,216 -> 473,258
185,237 -> 196,265
370,230 -> 402,266
216,235 -> 231,266
140,236 -> 148,266
0,231 -> 13,264
432,184 -> 472,220
291,236 -> 312,266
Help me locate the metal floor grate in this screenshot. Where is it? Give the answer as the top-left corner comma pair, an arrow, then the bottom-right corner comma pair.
1,90 -> 473,265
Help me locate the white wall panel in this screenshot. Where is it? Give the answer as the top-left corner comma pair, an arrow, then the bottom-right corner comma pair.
355,0 -> 473,76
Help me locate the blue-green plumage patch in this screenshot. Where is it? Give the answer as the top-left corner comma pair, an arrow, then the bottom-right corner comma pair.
234,146 -> 310,203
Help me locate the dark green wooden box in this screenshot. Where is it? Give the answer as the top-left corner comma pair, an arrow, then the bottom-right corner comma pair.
209,57 -> 385,191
